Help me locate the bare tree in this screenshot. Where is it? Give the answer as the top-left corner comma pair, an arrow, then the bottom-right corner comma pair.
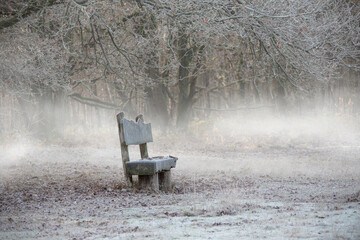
0,0 -> 359,135
0,22 -> 69,138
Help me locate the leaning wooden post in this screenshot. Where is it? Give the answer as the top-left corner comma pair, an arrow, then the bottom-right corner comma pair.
117,112 -> 133,187
136,114 -> 149,159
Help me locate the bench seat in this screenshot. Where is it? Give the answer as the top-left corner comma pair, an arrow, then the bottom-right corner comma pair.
125,156 -> 177,175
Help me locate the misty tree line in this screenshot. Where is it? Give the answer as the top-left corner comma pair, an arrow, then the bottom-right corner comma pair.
0,0 -> 359,139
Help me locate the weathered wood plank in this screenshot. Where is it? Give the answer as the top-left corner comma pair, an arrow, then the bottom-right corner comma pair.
159,171 -> 171,192
116,112 -> 133,187
121,118 -> 153,145
139,143 -> 149,159
150,173 -> 159,191
139,173 -> 159,191
136,114 -> 149,159
125,156 -> 177,176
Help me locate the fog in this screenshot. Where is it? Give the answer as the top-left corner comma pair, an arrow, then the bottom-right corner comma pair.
213,111 -> 359,147
1,108 -> 359,179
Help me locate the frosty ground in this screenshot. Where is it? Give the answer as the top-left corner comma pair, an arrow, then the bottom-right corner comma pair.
1,119 -> 360,239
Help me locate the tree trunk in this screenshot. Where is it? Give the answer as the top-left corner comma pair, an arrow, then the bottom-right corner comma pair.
272,77 -> 287,114
53,89 -> 67,135
176,29 -> 194,129
144,54 -> 170,130
36,86 -> 54,139
175,30 -> 206,129
91,80 -> 102,127
237,52 -> 246,103
204,71 -> 211,118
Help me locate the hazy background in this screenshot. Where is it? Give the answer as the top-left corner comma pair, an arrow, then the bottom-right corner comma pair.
0,0 -> 359,166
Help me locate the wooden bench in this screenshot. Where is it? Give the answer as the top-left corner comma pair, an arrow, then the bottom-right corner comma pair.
116,112 -> 177,192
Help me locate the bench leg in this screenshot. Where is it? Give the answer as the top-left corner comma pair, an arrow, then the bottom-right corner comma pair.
126,175 -> 133,188
159,171 -> 171,192
138,173 -> 159,191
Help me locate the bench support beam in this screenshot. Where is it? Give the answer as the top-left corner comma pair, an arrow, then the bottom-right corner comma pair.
139,173 -> 159,191
159,171 -> 171,192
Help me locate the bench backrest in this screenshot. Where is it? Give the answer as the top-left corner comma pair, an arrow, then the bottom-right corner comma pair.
121,117 -> 153,145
